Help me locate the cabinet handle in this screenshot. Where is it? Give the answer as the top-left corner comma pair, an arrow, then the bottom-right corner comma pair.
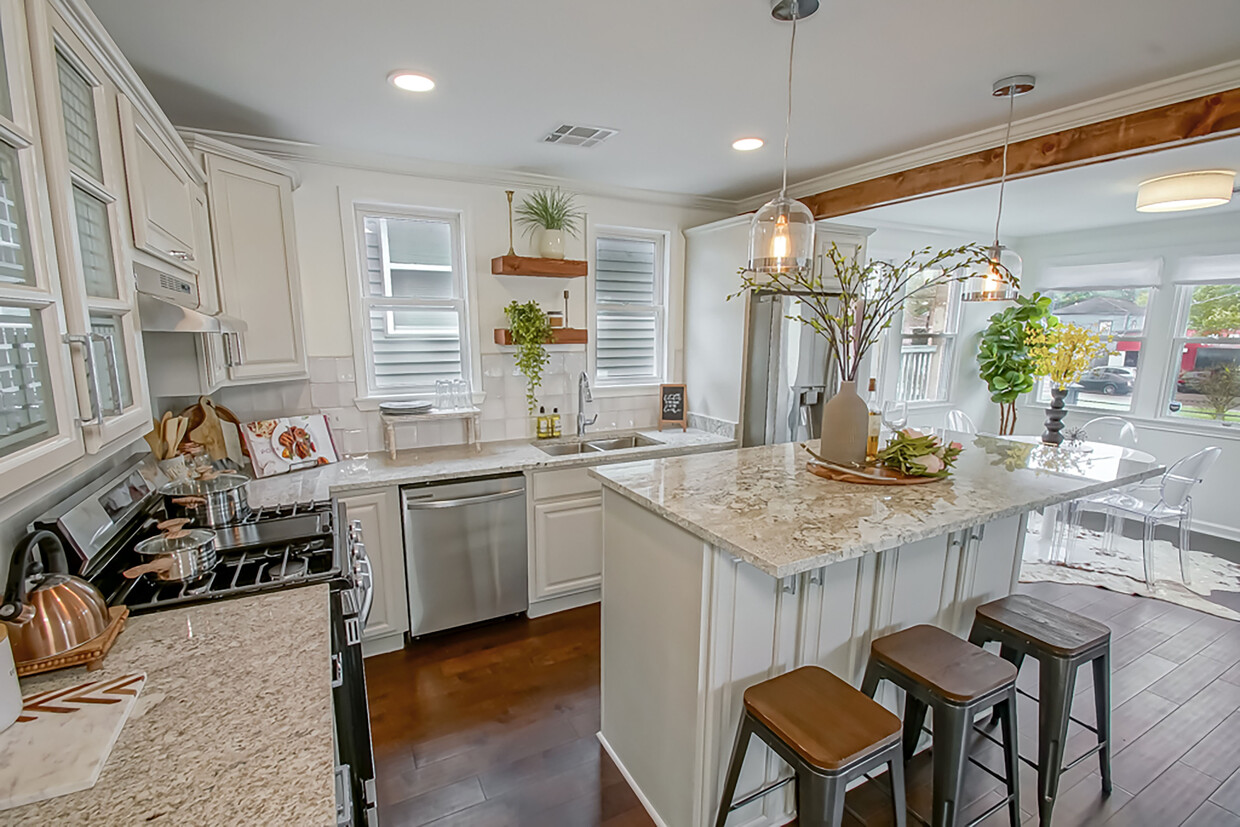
167,250 -> 194,262
97,333 -> 123,416
63,333 -> 104,427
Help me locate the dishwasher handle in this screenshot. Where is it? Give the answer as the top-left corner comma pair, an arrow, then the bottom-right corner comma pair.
404,488 -> 524,510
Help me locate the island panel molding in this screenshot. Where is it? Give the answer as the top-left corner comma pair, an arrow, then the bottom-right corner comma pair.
802,86 -> 1240,219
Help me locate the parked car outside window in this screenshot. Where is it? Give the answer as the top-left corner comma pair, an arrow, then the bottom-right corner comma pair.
1074,366 -> 1135,396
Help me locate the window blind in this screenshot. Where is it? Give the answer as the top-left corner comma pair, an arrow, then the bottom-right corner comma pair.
595,236 -> 660,382
1038,259 -> 1162,290
1176,254 -> 1240,284
362,216 -> 465,391
55,52 -> 102,181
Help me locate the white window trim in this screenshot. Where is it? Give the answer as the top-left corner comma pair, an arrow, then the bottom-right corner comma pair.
1157,281 -> 1240,429
589,225 -> 669,389
345,201 -> 475,402
884,270 -> 961,407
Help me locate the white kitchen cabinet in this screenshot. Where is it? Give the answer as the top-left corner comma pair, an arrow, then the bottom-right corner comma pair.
0,0 -> 86,497
528,467 -> 603,614
340,486 -> 409,656
27,0 -> 150,455
187,134 -> 306,383
116,94 -> 203,275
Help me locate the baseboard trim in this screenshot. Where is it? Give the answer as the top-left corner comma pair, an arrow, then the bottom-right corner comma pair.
597,732 -> 671,827
362,632 -> 406,658
527,588 -> 600,618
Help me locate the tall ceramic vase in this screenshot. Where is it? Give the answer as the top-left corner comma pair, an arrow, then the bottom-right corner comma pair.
820,380 -> 869,465
539,229 -> 565,259
1042,387 -> 1068,445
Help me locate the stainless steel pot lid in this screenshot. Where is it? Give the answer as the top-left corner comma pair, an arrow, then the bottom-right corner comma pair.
159,473 -> 249,497
136,529 -> 216,556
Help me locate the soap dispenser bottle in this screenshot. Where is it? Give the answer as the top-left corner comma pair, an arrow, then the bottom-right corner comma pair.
537,406 -> 548,439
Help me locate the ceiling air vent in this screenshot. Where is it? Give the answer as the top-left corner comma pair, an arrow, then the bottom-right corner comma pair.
542,124 -> 618,148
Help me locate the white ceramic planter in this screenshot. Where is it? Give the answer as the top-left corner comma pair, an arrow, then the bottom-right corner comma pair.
539,229 -> 566,259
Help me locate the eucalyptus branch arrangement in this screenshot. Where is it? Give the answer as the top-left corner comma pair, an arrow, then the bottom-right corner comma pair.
514,189 -> 585,238
732,243 -> 1011,382
503,301 -> 553,413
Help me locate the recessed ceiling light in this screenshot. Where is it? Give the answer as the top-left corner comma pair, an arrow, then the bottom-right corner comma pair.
388,71 -> 435,93
1136,170 -> 1235,213
732,138 -> 764,151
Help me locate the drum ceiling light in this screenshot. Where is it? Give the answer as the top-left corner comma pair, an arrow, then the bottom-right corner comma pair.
1136,170 -> 1236,213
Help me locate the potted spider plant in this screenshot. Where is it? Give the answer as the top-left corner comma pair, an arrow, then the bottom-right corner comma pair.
515,189 -> 585,259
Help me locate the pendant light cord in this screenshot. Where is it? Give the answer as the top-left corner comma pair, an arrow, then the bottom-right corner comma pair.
781,0 -> 799,198
993,86 -> 1015,248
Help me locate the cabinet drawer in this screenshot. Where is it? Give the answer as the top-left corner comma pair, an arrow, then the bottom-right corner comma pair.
530,466 -> 602,502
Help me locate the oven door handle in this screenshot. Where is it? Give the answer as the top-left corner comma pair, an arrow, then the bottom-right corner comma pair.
355,555 -> 374,629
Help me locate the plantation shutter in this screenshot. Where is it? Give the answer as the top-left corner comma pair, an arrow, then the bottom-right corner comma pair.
362,215 -> 466,391
595,236 -> 660,383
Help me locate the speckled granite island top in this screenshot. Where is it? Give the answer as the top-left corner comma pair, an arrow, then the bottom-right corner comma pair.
591,433 -> 1164,579
8,586 -> 334,826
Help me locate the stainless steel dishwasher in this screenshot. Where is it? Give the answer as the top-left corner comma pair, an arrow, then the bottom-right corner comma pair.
402,474 -> 528,636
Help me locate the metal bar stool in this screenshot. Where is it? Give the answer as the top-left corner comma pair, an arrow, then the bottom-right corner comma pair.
968,594 -> 1112,827
861,624 -> 1021,827
715,665 -> 906,827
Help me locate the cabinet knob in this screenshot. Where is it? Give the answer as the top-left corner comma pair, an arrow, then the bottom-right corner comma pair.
168,250 -> 194,262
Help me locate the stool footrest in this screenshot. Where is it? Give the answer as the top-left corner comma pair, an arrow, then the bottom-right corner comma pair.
1061,740 -> 1107,773
725,774 -> 794,813
1015,686 -> 1102,734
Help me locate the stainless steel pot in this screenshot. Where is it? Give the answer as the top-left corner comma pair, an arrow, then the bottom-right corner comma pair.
160,473 -> 250,527
129,529 -> 218,582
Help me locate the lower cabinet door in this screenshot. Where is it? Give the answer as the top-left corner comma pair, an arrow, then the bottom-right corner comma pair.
532,494 -> 603,600
340,487 -> 408,644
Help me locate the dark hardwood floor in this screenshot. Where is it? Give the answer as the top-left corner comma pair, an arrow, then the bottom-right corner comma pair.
365,582 -> 1240,826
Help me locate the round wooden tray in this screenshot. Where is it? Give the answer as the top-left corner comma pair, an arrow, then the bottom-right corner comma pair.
805,460 -> 945,486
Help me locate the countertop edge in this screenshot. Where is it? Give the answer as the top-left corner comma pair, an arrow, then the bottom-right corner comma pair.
595,464 -> 1166,579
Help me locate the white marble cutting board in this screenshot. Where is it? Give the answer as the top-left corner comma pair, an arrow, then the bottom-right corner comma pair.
0,673 -> 145,810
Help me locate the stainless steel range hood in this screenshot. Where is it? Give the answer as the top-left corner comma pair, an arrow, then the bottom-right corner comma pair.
134,260 -> 247,334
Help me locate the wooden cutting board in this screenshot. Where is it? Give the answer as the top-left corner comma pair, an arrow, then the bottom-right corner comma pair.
805,460 -> 945,485
0,673 -> 146,810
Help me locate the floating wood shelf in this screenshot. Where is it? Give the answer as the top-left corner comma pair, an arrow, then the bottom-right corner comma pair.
491,255 -> 587,278
494,328 -> 588,346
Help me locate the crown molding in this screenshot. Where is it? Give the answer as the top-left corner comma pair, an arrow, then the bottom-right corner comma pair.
178,130 -> 302,188
737,60 -> 1240,212
179,128 -> 737,214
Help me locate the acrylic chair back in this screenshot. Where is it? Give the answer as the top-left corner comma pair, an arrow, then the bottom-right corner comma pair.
1081,416 -> 1139,448
1160,447 -> 1221,510
945,409 -> 977,434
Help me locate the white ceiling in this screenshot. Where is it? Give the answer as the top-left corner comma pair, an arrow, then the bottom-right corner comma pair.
846,136 -> 1240,237
84,0 -> 1240,201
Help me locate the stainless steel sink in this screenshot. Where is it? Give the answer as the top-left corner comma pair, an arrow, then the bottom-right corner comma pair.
533,433 -> 664,457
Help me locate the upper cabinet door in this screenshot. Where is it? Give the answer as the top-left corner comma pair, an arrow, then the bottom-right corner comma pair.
28,3 -> 150,453
0,0 -> 84,495
116,94 -> 201,275
204,152 -> 306,381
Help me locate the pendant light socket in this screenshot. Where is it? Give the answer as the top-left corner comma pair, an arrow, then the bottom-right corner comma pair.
770,0 -> 819,20
992,75 -> 1035,98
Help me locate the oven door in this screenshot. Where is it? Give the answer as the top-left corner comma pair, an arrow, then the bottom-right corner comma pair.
331,585 -> 377,826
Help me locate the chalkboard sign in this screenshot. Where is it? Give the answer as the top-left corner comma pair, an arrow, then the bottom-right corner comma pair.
659,384 -> 688,431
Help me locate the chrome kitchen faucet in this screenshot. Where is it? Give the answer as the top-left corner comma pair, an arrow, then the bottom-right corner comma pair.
577,372 -> 598,436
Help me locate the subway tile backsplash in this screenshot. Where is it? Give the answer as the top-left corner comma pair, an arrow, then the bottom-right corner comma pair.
157,353 -> 663,456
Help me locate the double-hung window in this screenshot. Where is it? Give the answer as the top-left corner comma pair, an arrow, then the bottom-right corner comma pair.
354,207 -> 470,396
593,230 -> 666,386
894,269 -> 959,404
1033,260 -> 1159,412
1167,254 -> 1240,424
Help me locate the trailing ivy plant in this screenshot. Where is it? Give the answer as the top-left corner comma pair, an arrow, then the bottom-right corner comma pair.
504,300 -> 553,413
514,189 -> 585,238
976,292 -> 1055,435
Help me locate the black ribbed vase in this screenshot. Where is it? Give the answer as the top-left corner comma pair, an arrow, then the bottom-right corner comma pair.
1042,387 -> 1068,445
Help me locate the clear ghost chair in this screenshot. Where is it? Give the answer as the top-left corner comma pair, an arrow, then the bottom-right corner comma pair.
1064,447 -> 1221,589
1049,416 -> 1142,555
1079,415 -> 1140,449
945,409 -> 977,434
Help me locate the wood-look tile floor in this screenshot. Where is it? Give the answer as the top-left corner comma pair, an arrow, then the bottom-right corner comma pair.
365,582 -> 1240,826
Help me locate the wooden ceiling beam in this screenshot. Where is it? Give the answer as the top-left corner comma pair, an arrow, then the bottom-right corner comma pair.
802,87 -> 1240,220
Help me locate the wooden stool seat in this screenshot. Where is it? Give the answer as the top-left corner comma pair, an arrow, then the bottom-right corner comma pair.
871,624 -> 1018,704
744,665 -> 901,771
975,594 -> 1110,656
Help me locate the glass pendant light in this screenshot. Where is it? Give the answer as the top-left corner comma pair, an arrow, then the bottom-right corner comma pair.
963,75 -> 1034,302
748,0 -> 817,278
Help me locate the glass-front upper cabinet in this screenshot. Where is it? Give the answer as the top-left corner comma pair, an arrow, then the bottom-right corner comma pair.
0,0 -> 85,496
28,1 -> 149,453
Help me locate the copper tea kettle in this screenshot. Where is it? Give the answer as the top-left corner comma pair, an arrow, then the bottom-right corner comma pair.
0,530 -> 111,662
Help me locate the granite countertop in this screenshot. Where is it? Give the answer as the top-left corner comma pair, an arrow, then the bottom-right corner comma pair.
8,586 -> 335,825
592,433 -> 1165,579
247,427 -> 734,507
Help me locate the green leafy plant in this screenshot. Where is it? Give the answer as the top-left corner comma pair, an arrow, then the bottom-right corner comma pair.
514,189 -> 585,238
504,301 -> 553,413
877,429 -> 964,478
731,243 -> 1010,382
1197,365 -> 1240,421
976,292 -> 1055,435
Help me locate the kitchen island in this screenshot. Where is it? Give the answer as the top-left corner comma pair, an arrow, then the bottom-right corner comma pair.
6,586 -> 335,825
590,433 -> 1161,827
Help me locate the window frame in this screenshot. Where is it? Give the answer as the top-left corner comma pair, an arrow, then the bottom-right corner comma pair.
1162,278 -> 1240,427
348,202 -> 474,401
888,269 -> 962,407
590,225 -> 669,389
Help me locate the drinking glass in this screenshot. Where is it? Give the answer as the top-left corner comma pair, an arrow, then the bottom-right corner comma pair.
452,378 -> 471,410
434,380 -> 451,411
882,400 -> 909,432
